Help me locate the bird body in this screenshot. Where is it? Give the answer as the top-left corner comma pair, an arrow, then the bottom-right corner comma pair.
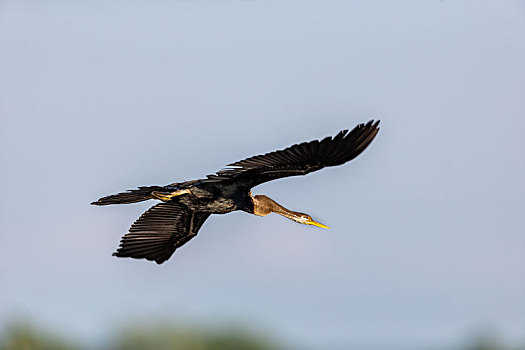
92,120 -> 380,264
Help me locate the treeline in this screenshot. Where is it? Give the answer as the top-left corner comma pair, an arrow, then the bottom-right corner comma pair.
0,321 -> 279,350
1,321 -> 523,350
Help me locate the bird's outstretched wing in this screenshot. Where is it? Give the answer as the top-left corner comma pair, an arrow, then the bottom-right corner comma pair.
205,120 -> 380,188
113,202 -> 210,264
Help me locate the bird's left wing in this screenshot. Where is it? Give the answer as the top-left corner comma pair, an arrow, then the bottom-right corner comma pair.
113,202 -> 210,264
204,120 -> 380,188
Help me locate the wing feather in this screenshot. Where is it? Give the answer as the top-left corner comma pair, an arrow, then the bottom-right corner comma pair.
206,120 -> 379,187
113,202 -> 210,264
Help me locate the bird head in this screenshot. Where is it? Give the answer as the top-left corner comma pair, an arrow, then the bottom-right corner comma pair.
295,213 -> 330,229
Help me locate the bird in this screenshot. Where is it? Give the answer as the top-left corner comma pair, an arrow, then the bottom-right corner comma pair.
92,120 -> 380,264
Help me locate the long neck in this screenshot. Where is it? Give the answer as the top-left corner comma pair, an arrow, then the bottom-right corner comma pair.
252,194 -> 304,221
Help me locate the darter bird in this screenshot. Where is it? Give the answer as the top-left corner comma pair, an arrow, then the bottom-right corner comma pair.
92,120 -> 380,264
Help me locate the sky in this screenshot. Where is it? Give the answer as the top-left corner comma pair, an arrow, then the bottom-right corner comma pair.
1,1 -> 524,349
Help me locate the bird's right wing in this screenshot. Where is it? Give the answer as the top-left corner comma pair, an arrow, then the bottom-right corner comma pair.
205,120 -> 380,188
113,202 -> 210,264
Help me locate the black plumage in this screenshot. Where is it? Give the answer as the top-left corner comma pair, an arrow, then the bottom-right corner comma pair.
114,202 -> 210,264
92,120 -> 380,264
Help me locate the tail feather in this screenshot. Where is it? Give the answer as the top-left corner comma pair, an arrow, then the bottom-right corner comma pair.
91,186 -> 165,206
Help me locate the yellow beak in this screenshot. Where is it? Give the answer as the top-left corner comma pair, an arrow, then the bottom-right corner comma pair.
307,220 -> 331,229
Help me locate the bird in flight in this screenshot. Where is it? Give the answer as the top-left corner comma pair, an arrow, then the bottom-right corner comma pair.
92,120 -> 380,264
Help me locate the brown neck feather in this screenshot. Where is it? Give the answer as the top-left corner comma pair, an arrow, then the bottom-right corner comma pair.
252,194 -> 303,221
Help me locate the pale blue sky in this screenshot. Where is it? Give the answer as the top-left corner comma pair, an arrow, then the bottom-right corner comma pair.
1,1 -> 524,349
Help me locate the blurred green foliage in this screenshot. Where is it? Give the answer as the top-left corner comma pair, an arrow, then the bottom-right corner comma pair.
0,322 -> 81,350
0,321 -> 280,350
464,333 -> 525,350
1,320 -> 523,350
110,323 -> 279,350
